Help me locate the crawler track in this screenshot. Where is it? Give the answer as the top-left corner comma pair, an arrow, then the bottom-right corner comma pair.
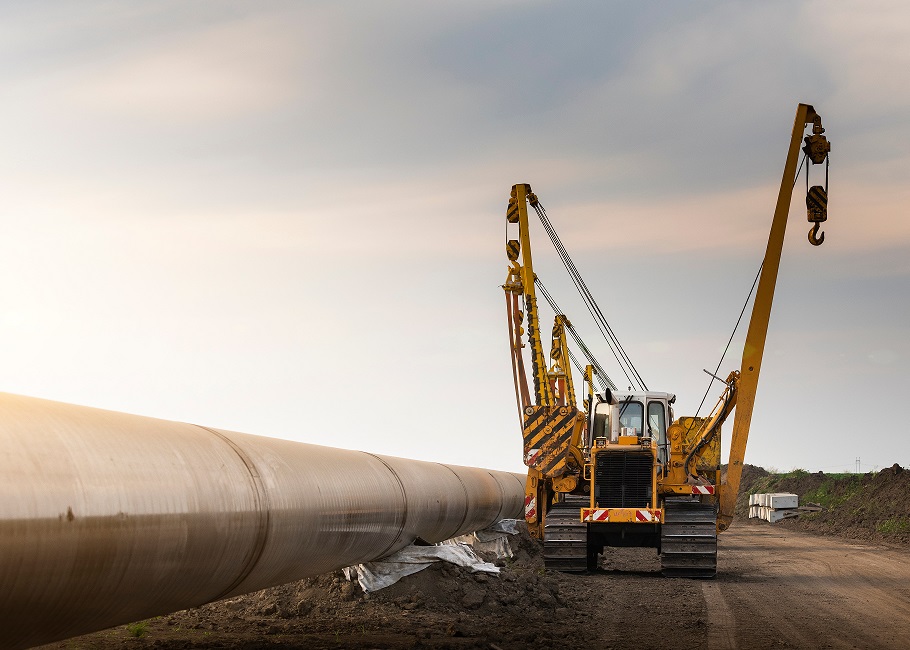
660,497 -> 717,578
543,495 -> 590,572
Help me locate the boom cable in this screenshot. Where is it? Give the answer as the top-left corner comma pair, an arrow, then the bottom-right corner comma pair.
692,153 -> 809,421
536,277 -> 617,392
532,201 -> 647,391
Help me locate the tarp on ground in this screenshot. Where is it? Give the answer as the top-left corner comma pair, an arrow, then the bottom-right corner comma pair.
343,519 -> 520,593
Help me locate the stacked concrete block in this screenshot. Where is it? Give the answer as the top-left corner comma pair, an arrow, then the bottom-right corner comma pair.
748,493 -> 799,522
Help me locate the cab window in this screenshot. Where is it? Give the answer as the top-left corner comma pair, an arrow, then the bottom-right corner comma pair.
618,401 -> 643,435
592,405 -> 610,444
648,401 -> 668,464
647,402 -> 667,442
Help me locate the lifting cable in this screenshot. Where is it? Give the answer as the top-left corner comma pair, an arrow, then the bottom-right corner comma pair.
691,153 -> 809,422
535,277 -> 617,392
691,264 -> 761,422
531,201 -> 647,392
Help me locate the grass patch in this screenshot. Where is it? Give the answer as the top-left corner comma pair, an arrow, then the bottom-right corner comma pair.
801,476 -> 863,509
125,621 -> 148,638
745,475 -> 781,495
877,516 -> 910,534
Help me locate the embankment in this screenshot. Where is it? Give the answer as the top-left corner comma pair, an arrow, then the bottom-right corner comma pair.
735,463 -> 910,543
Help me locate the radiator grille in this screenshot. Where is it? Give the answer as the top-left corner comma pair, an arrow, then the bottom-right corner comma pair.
594,451 -> 653,508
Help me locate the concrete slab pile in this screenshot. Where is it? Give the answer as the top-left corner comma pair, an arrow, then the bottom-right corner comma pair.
748,492 -> 800,523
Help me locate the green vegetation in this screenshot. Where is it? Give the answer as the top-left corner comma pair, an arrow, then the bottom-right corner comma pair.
745,469 -> 812,496
801,476 -> 863,509
739,464 -> 910,541
877,517 -> 910,534
125,621 -> 148,638
744,470 -> 864,510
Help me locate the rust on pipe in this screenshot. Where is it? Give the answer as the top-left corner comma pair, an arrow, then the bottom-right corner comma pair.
0,393 -> 524,649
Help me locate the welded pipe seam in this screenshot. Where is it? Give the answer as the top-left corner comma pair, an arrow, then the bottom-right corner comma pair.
360,452 -> 413,559
194,424 -> 272,604
435,461 -> 473,537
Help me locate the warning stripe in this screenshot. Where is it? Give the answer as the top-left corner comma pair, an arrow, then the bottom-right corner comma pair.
524,408 -> 575,445
522,405 -> 580,476
691,485 -> 715,495
535,427 -> 574,476
524,495 -> 537,520
507,200 -> 520,223
807,185 -> 827,209
583,507 -> 662,523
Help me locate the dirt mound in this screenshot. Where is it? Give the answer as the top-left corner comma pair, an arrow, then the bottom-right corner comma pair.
48,464 -> 908,649
736,463 -> 910,544
37,524 -> 605,649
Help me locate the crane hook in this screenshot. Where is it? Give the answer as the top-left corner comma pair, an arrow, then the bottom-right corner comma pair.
806,185 -> 827,247
808,221 -> 825,246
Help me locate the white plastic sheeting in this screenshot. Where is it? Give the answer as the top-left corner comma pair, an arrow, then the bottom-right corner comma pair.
444,517 -> 520,559
343,543 -> 500,592
344,519 -> 521,592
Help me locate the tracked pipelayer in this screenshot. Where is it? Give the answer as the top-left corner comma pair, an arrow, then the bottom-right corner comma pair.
502,103 -> 831,576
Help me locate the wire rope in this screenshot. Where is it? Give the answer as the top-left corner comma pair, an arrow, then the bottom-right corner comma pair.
532,201 -> 647,391
691,153 -> 810,422
535,277 -> 617,391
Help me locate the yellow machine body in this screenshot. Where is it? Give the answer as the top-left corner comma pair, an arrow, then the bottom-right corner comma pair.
502,103 -> 831,575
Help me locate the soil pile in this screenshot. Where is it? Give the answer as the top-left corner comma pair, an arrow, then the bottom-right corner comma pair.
33,467 -> 910,649
37,522 -> 711,649
736,462 -> 910,543
36,525 -> 607,650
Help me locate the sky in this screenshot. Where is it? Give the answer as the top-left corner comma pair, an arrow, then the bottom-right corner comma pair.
0,1 -> 908,475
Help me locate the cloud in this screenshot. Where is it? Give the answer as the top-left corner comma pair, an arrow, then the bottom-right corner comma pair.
1,1 -> 910,472
66,15 -> 303,123
816,0 -> 910,120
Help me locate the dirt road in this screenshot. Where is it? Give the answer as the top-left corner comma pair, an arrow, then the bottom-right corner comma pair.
699,521 -> 910,650
36,521 -> 910,649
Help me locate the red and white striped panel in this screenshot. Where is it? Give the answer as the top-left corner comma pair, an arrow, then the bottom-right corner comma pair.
524,495 -> 537,520
635,509 -> 656,522
524,448 -> 542,467
583,508 -> 610,522
691,485 -> 715,495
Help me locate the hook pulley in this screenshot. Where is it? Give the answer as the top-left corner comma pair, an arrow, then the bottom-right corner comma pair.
803,114 -> 831,246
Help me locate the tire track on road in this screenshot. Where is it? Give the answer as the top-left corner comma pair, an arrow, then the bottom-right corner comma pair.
701,581 -> 737,650
719,522 -> 910,649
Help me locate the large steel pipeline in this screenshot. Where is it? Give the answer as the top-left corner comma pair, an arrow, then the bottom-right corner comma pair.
0,392 -> 525,649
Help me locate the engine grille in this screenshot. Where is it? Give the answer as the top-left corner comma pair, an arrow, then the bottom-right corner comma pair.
594,451 -> 653,508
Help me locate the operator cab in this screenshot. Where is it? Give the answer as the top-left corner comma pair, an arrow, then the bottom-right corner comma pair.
588,390 -> 675,466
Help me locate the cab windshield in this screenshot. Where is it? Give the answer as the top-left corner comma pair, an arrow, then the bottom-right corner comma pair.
618,401 -> 643,435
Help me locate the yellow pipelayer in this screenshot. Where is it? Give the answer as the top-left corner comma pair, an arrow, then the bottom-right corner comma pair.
502,104 -> 831,575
